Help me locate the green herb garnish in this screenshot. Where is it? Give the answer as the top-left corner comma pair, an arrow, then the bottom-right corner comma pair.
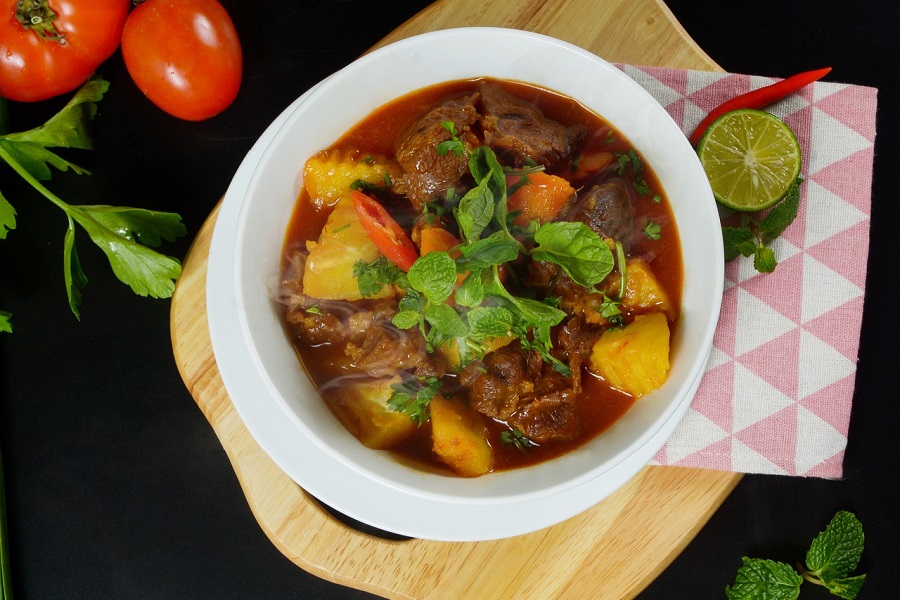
726,510 -> 866,600
643,220 -> 662,241
436,121 -> 466,157
354,256 -> 408,297
388,375 -> 442,424
500,428 -> 534,452
0,77 -> 186,324
722,178 -> 802,273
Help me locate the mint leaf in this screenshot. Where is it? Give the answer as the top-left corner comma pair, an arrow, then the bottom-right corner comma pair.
436,121 -> 465,157
805,511 -> 865,588
407,251 -> 457,304
392,310 -> 421,330
823,575 -> 867,600
531,221 -> 614,288
458,232 -> 519,269
423,302 -> 468,338
454,270 -> 485,308
727,511 -> 866,600
455,177 -> 494,242
722,226 -> 756,262
466,306 -> 514,339
754,245 -> 777,273
721,178 -> 803,274
725,558 -> 803,600
760,178 -> 802,241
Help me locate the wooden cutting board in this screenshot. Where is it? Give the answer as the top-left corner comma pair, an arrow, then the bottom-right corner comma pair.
170,1 -> 741,598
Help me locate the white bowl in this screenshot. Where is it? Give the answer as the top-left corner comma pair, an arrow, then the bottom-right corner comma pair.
207,27 -> 723,541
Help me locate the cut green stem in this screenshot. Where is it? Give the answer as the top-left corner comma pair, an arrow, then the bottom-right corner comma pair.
0,441 -> 12,600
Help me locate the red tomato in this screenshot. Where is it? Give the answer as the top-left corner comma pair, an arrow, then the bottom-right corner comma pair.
121,0 -> 242,121
0,0 -> 130,102
351,190 -> 419,272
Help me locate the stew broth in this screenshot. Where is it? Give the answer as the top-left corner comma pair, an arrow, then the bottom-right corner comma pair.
280,78 -> 683,476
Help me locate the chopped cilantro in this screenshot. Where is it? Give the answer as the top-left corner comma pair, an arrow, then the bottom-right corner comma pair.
643,220 -> 662,241
388,375 -> 442,424
500,428 -> 534,452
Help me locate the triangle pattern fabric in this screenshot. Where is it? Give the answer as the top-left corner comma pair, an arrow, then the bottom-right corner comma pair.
633,66 -> 877,478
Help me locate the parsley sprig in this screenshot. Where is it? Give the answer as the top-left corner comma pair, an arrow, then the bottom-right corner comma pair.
726,510 -> 866,600
0,76 -> 186,328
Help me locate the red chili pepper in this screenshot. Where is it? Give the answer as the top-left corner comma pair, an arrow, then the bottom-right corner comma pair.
351,190 -> 419,271
688,67 -> 832,146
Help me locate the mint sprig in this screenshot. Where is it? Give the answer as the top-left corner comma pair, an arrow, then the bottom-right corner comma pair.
722,178 -> 802,273
726,511 -> 866,600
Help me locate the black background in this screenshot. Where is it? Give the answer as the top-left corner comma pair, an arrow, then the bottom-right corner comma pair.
1,1 -> 897,598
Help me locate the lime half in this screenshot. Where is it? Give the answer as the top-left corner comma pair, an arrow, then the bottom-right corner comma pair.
697,109 -> 801,212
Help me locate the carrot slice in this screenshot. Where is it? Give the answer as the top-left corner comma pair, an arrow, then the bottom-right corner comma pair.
506,172 -> 575,226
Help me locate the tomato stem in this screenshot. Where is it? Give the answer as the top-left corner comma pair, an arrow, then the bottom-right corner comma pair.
15,0 -> 66,43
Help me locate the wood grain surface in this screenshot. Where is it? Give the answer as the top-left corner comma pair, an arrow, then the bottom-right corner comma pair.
170,1 -> 740,598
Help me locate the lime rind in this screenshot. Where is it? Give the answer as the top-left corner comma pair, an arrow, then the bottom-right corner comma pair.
697,109 -> 802,212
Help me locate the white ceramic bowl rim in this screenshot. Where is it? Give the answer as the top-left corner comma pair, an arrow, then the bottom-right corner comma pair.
207,27 -> 723,540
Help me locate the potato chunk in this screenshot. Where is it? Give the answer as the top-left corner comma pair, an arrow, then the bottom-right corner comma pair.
302,196 -> 392,300
589,312 -> 671,398
430,395 -> 493,477
327,377 -> 416,449
303,149 -> 398,210
621,258 -> 675,318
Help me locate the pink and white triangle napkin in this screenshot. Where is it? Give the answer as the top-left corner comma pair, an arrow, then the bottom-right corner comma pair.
617,65 -> 878,479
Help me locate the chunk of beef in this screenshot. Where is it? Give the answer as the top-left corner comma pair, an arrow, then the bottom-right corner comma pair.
466,344 -> 541,420
345,322 -> 432,378
395,93 -> 479,211
567,179 -> 634,249
466,342 -> 583,443
478,81 -> 585,168
524,260 -> 583,304
282,251 -> 360,346
507,390 -> 580,443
